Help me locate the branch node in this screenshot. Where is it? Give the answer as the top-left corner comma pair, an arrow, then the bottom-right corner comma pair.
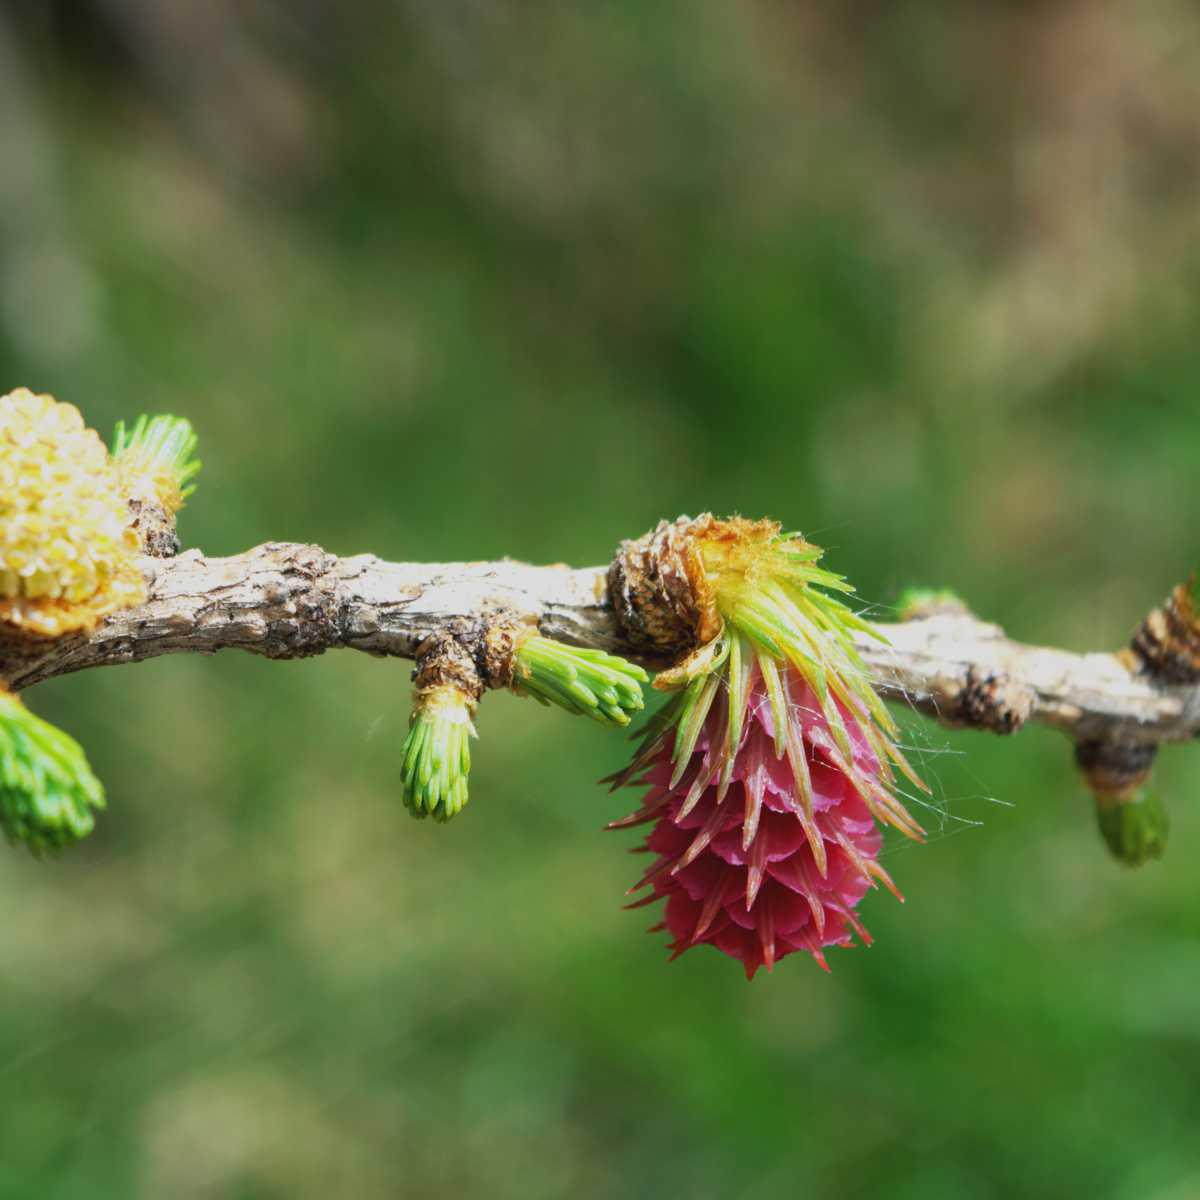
954,666 -> 1036,734
412,625 -> 484,705
411,613 -> 534,702
124,498 -> 181,559
254,544 -> 341,659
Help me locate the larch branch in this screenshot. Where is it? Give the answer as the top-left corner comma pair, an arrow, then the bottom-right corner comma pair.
5,542 -> 1197,746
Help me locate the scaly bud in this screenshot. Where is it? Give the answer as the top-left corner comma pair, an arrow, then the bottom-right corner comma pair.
1131,576 -> 1200,684
0,688 -> 105,854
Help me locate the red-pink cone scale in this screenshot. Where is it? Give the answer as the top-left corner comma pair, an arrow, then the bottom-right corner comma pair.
607,518 -> 926,978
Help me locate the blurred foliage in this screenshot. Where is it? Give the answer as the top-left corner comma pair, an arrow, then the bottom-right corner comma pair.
2,2 -> 1200,1197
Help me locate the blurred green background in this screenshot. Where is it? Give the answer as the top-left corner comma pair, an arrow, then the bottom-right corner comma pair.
2,3 -> 1199,1197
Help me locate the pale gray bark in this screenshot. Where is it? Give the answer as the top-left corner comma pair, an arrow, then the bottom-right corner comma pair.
6,542 -> 1196,746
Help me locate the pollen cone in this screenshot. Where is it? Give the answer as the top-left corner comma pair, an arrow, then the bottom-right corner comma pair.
0,388 -> 143,638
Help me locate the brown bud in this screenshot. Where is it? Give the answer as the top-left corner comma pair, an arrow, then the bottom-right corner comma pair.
956,667 -> 1036,735
412,625 -> 485,705
1131,579 -> 1200,684
411,614 -> 534,702
607,515 -> 721,661
124,497 -> 181,558
481,618 -> 533,691
1074,738 -> 1156,802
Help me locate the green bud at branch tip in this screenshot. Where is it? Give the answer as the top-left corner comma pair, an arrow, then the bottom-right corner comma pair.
400,685 -> 475,823
111,414 -> 202,508
895,587 -> 969,622
1095,790 -> 1169,868
0,690 -> 105,856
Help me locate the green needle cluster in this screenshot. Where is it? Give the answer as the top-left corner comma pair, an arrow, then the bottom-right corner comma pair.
111,414 -> 202,500
1096,792 -> 1169,867
401,686 -> 474,822
0,690 -> 105,854
513,635 -> 648,727
721,558 -> 894,766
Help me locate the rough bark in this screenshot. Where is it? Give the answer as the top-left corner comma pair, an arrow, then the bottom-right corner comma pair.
5,542 -> 1197,746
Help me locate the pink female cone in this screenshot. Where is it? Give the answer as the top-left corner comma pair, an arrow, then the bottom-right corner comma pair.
614,663 -> 908,979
